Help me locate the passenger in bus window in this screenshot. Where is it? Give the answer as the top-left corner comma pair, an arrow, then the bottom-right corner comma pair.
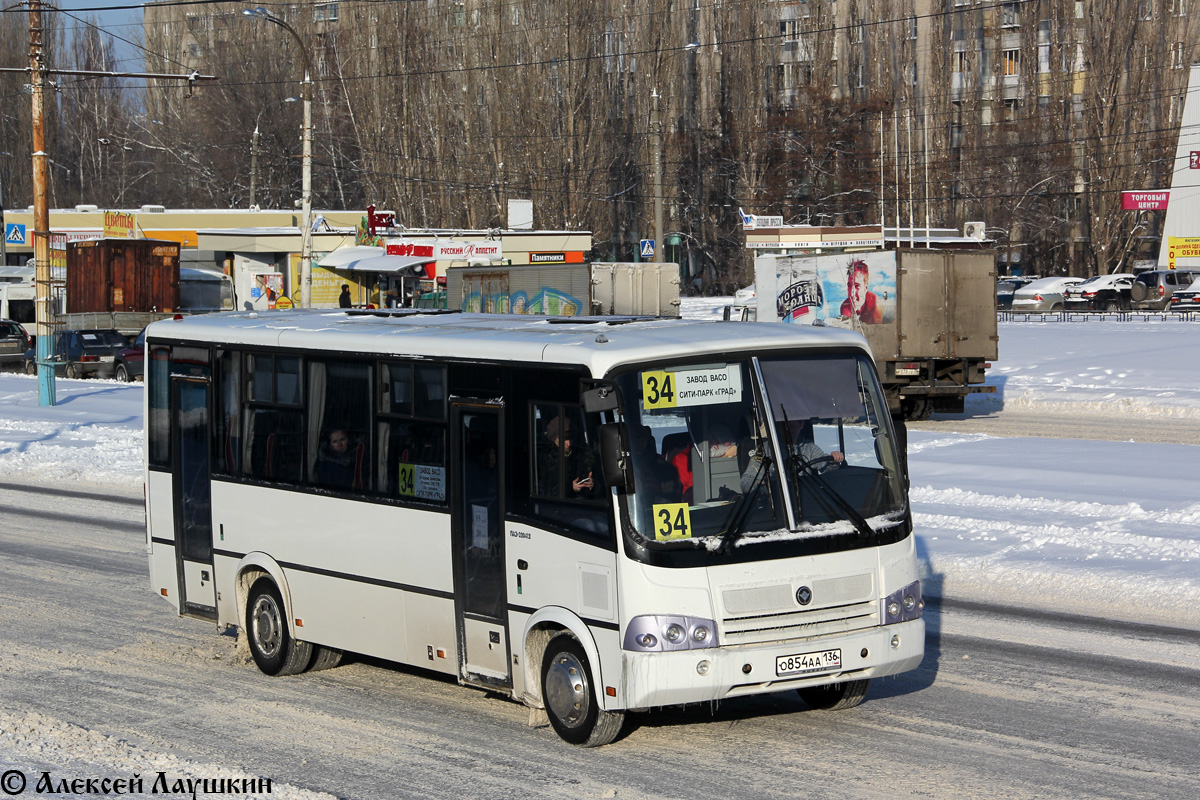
539,415 -> 595,498
630,425 -> 682,502
316,428 -> 357,488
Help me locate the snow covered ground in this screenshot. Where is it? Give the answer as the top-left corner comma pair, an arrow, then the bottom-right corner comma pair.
0,312 -> 1197,631
1,311 -> 1198,790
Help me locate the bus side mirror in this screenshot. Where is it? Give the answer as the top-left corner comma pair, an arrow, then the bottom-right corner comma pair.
598,423 -> 629,488
582,384 -> 619,413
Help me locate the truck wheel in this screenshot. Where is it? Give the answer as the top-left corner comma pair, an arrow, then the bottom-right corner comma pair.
798,678 -> 870,710
900,398 -> 932,422
245,579 -> 312,677
541,635 -> 624,746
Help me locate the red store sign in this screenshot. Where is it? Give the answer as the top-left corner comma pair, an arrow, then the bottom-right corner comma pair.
1120,191 -> 1169,211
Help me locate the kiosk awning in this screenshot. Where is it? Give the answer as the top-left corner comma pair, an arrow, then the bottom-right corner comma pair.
316,245 -> 383,267
342,254 -> 435,276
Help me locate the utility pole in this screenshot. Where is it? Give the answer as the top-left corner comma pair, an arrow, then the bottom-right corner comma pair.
29,0 -> 53,406
15,1 -> 217,406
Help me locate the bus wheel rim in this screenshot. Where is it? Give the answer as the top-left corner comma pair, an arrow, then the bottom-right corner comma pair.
252,595 -> 283,658
545,651 -> 589,728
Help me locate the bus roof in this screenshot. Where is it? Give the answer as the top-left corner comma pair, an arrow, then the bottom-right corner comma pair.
146,309 -> 871,376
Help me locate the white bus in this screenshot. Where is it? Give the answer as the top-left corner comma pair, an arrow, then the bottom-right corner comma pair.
144,309 -> 924,746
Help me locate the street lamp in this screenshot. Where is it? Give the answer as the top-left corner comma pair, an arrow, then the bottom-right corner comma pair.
242,7 -> 312,308
249,96 -> 298,209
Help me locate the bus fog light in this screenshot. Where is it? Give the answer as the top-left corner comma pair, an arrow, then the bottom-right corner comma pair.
691,625 -> 710,644
664,624 -> 685,644
637,633 -> 658,648
887,601 -> 901,617
903,595 -> 916,611
891,634 -> 901,649
696,660 -> 710,676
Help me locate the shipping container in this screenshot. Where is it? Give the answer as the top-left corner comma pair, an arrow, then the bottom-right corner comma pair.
66,238 -> 181,314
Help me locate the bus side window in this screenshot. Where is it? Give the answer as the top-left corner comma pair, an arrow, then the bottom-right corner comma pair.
214,350 -> 240,475
306,359 -> 372,491
376,362 -> 448,503
243,354 -> 304,483
530,402 -> 611,538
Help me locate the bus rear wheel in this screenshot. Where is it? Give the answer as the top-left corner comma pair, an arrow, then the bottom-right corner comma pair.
245,579 -> 312,676
797,678 -> 870,710
541,635 -> 624,747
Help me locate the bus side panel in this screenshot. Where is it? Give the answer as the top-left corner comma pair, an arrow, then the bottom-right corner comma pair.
146,469 -> 180,611
210,482 -> 457,671
504,519 -> 619,702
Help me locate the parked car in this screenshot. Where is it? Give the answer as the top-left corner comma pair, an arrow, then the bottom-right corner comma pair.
1168,276 -> 1200,312
22,328 -> 130,379
1062,273 -> 1134,311
1130,269 -> 1200,311
996,277 -> 1037,310
1009,276 -> 1084,312
113,327 -> 147,382
0,319 -> 31,369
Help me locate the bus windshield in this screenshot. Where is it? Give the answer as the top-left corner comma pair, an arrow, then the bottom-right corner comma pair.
613,353 -> 906,554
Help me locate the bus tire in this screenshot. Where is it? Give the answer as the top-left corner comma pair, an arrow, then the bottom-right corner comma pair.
797,678 -> 870,710
541,635 -> 624,747
245,579 -> 312,677
308,645 -> 343,672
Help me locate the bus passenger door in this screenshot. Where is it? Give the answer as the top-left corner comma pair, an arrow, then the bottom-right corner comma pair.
171,348 -> 216,619
450,402 -> 511,687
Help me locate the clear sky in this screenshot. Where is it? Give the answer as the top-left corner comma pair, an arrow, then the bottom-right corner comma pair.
51,1 -> 146,71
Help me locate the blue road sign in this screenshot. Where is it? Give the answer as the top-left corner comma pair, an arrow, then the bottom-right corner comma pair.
639,239 -> 655,259
5,223 -> 26,245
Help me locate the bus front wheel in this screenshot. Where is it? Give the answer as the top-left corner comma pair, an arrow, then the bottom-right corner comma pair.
797,678 -> 870,710
540,635 -> 624,747
245,579 -> 312,677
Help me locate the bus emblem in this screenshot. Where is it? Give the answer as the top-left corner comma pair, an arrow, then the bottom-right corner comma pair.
796,586 -> 813,606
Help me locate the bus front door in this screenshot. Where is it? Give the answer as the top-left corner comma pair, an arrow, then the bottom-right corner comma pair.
450,403 -> 511,687
171,349 -> 216,619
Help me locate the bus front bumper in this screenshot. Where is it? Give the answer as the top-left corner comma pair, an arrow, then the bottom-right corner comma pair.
615,618 -> 924,711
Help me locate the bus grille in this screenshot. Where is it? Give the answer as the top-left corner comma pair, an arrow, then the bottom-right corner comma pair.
718,572 -> 878,647
720,601 -> 879,647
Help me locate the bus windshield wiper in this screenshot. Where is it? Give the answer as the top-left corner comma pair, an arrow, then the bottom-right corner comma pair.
716,451 -> 771,555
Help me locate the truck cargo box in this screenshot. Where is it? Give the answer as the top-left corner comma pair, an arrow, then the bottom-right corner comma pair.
66,238 -> 181,314
753,248 -> 998,418
445,262 -> 680,317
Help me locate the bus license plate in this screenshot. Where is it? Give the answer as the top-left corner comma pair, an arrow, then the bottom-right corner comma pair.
776,648 -> 842,677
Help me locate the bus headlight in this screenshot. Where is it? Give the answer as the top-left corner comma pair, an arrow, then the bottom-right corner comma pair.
882,580 -> 923,625
623,615 -> 720,651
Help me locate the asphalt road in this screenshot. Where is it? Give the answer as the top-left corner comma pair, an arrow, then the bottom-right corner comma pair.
1,482 -> 1197,799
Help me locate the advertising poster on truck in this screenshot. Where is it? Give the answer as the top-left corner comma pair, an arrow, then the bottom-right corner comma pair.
773,251 -> 896,327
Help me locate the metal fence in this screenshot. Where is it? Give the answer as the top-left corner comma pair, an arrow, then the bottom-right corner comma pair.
999,310 -> 1200,323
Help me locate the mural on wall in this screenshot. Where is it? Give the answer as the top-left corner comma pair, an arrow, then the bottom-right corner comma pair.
776,252 -> 895,326
462,287 -> 584,316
